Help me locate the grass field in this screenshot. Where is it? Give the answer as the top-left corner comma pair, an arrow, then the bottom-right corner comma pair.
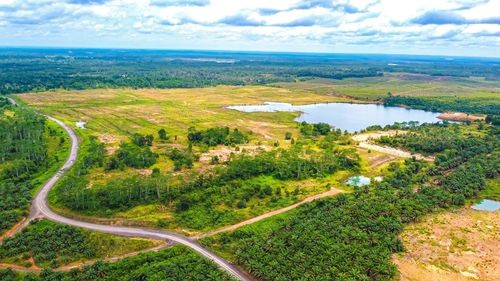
16,86 -> 351,143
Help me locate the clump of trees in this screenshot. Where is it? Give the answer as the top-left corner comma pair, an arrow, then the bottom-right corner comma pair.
299,122 -> 332,136
168,147 -> 197,170
158,128 -> 169,141
187,127 -> 248,146
131,133 -> 153,146
106,142 -> 157,170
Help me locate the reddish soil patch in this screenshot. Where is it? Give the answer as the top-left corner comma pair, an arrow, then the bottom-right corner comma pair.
394,209 -> 500,281
199,145 -> 273,162
0,220 -> 25,241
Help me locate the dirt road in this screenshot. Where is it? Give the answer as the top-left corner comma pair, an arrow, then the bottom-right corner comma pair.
353,131 -> 434,162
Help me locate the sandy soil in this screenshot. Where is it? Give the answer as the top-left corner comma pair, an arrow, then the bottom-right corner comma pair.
353,131 -> 434,162
438,112 -> 486,122
199,145 -> 273,162
394,209 -> 500,281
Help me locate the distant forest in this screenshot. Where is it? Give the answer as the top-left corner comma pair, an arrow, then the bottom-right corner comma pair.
1,48 -> 499,95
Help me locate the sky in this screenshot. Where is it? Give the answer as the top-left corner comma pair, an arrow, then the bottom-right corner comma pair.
0,0 -> 499,57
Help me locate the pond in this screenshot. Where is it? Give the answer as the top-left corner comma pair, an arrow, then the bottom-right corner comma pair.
227,102 -> 441,132
344,176 -> 371,187
471,199 -> 500,212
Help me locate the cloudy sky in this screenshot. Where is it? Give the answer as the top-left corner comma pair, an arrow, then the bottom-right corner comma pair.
0,0 -> 499,57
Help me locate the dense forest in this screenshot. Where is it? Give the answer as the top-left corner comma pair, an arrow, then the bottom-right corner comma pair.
0,99 -> 59,234
0,245 -> 234,281
383,95 -> 500,115
1,49 -> 498,95
200,123 -> 499,280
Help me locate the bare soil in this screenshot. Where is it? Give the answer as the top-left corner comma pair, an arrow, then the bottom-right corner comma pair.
394,209 -> 500,281
353,131 -> 434,162
199,145 -> 273,162
438,112 -> 486,122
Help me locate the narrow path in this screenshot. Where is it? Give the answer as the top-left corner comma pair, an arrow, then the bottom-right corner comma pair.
3,97 -> 251,281
196,188 -> 345,239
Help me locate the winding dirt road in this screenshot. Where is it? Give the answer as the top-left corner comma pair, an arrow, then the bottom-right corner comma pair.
5,97 -> 251,281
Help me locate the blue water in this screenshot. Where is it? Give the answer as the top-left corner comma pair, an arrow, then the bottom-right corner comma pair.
227,102 -> 441,132
345,176 -> 371,187
471,199 -> 500,211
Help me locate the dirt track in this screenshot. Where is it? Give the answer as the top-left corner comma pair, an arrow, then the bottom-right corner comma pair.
196,188 -> 345,239
353,131 -> 434,162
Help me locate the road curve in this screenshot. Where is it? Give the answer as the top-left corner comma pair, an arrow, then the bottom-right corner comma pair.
6,97 -> 251,281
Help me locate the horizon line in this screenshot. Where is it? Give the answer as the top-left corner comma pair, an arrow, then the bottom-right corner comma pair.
1,45 -> 499,60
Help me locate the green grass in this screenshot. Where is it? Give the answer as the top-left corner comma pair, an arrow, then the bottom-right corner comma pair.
479,179 -> 500,201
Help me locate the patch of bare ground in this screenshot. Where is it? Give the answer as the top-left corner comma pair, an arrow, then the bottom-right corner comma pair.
361,149 -> 397,168
353,131 -> 434,162
438,112 -> 486,122
135,169 -> 152,176
199,145 -> 273,162
237,120 -> 287,140
394,209 -> 500,281
98,134 -> 123,155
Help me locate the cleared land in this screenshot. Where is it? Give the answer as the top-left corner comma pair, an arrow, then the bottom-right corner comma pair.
394,209 -> 499,281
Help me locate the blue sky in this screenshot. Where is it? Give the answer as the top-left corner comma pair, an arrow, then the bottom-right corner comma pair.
0,0 -> 499,57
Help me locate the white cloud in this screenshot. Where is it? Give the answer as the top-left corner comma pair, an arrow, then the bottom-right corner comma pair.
0,0 -> 498,56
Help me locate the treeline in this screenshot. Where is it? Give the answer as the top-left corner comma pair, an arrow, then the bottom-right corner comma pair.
188,127 -> 248,147
376,124 -> 488,154
0,103 -> 51,234
0,49 -> 388,95
201,123 -> 498,280
0,245 -> 234,281
383,95 -> 500,115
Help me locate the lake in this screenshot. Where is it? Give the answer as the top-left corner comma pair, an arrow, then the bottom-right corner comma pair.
227,102 -> 442,132
471,199 -> 500,212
